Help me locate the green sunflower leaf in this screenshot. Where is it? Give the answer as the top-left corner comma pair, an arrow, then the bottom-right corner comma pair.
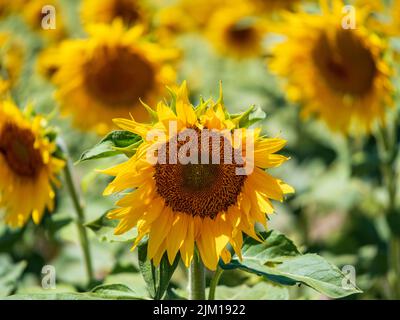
77,130 -> 142,163
0,255 -> 27,297
206,282 -> 289,300
5,284 -> 147,300
138,240 -> 180,300
231,105 -> 266,128
89,283 -> 148,300
84,211 -> 137,243
220,230 -> 362,299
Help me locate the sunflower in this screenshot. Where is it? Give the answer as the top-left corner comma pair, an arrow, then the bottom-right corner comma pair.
101,82 -> 294,270
36,46 -> 60,81
268,0 -> 393,134
0,0 -> 24,18
249,0 -> 301,12
206,3 -> 266,59
80,0 -> 148,28
0,99 -> 65,228
49,21 -> 177,134
22,0 -> 67,41
158,0 -> 234,33
0,32 -> 24,96
390,0 -> 400,35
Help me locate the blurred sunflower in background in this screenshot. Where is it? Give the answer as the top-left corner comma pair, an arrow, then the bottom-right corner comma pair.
0,99 -> 65,228
80,0 -> 149,28
390,0 -> 400,35
268,0 -> 394,134
36,46 -> 60,81
47,21 -> 177,134
157,0 -> 232,35
249,0 -> 301,12
0,33 -> 24,96
0,0 -> 23,18
102,83 -> 294,270
22,0 -> 67,41
206,2 -> 267,59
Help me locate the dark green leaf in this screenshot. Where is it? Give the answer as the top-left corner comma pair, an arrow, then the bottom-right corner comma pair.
138,240 -> 180,300
77,130 -> 141,163
138,241 -> 157,298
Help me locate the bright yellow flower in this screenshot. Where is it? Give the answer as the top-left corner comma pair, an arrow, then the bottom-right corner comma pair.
80,0 -> 149,28
101,82 -> 294,270
268,0 -> 393,134
0,99 -> 65,228
0,32 -> 24,95
390,0 -> 400,35
155,5 -> 191,40
36,46 -> 60,81
22,0 -> 67,41
206,3 -> 266,59
49,21 -> 177,134
249,0 -> 301,12
0,0 -> 24,18
158,0 -> 234,33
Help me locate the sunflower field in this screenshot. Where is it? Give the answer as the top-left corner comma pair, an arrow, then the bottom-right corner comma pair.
0,0 -> 399,303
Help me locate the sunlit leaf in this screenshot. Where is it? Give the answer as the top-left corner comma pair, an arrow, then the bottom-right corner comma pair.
221,230 -> 362,298
207,282 -> 289,300
77,130 -> 141,163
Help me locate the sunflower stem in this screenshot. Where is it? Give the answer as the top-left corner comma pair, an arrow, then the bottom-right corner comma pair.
189,250 -> 206,300
376,124 -> 400,299
60,140 -> 95,288
208,266 -> 223,300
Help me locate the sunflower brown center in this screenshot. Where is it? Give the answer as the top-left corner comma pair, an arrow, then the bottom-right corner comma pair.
0,123 -> 43,178
111,0 -> 141,25
83,46 -> 155,107
154,129 -> 247,219
312,29 -> 377,96
227,22 -> 257,46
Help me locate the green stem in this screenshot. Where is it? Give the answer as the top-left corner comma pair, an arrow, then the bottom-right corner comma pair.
208,266 -> 223,300
61,142 -> 94,287
189,250 -> 206,300
389,236 -> 400,299
376,125 -> 400,299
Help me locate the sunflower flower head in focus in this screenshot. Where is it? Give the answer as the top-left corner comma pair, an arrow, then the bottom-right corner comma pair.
206,2 -> 267,59
80,0 -> 149,28
268,0 -> 394,135
0,99 -> 65,228
48,20 -> 178,135
100,82 -> 294,270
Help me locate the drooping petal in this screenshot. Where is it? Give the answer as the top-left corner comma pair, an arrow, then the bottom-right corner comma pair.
166,213 -> 188,264
180,218 -> 195,268
147,207 -> 174,260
